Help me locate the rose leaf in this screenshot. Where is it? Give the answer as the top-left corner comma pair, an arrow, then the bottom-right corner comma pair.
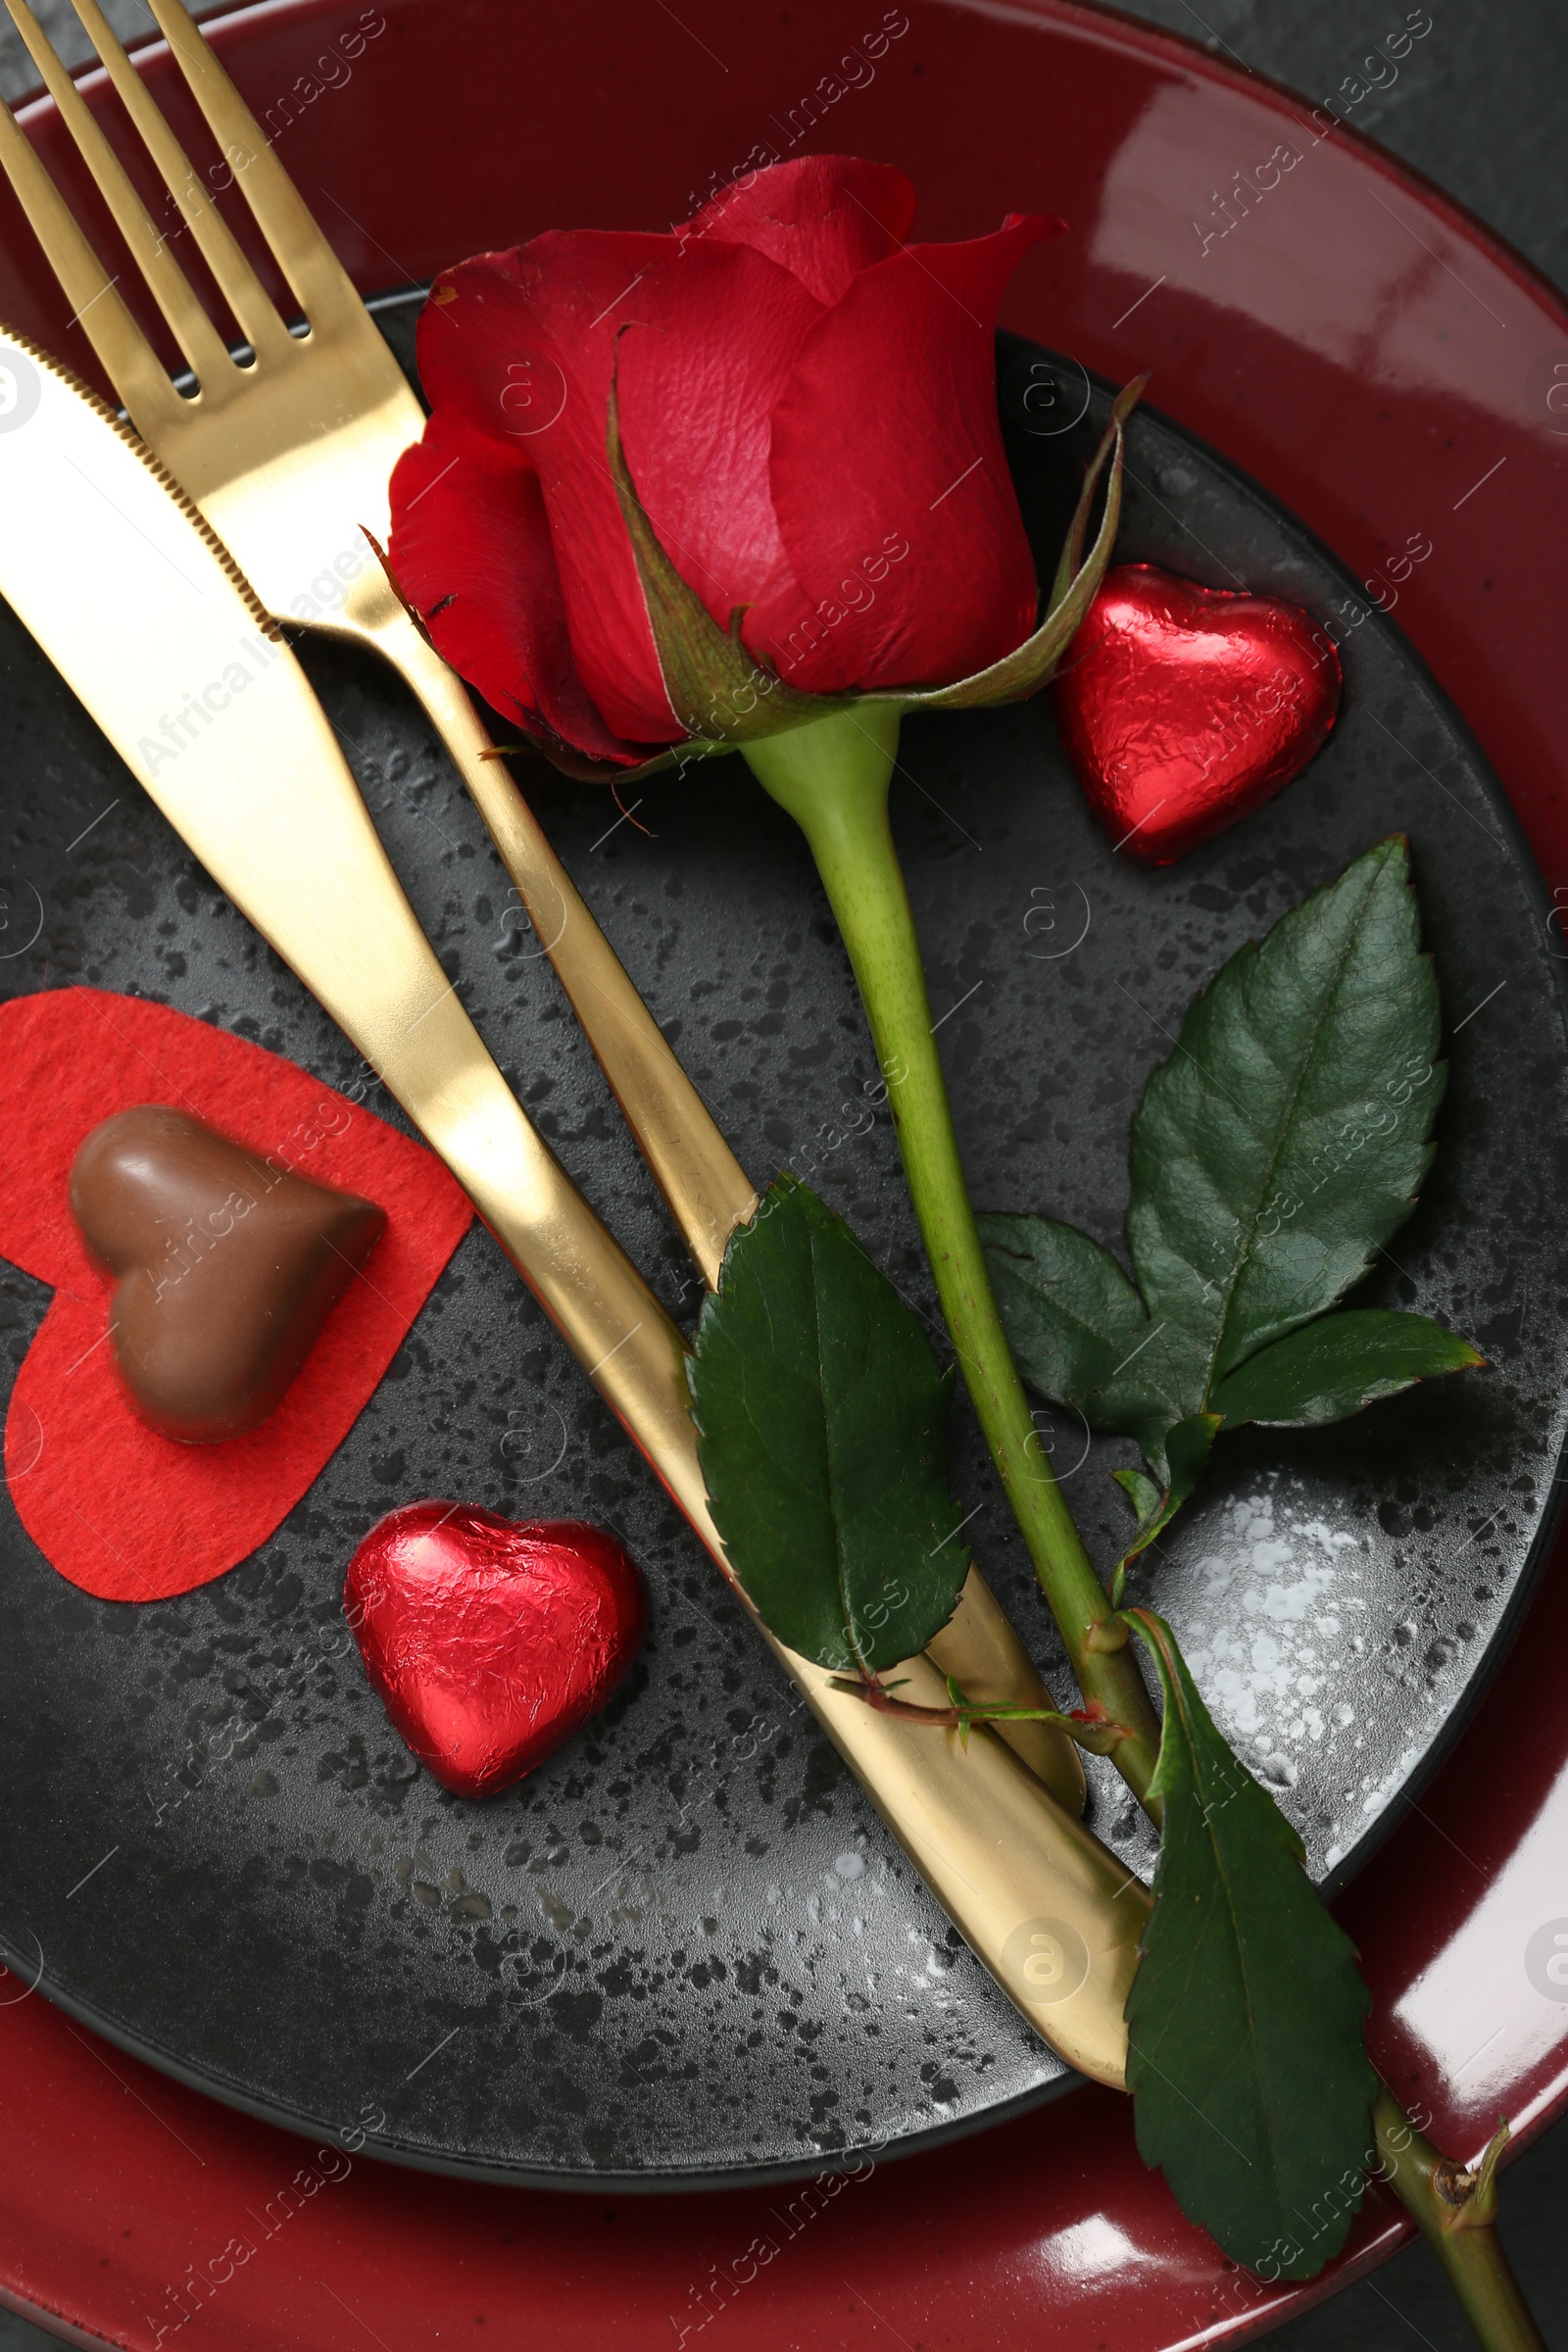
1111,1414 -> 1220,1592
1210,1308 -> 1483,1427
978,1208 -> 1182,1465
1123,1608 -> 1377,2278
687,1174 -> 969,1674
1128,835 -> 1445,1417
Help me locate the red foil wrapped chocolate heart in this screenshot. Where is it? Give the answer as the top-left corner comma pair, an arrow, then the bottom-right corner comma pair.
345,1501 -> 646,1797
1052,564 -> 1342,862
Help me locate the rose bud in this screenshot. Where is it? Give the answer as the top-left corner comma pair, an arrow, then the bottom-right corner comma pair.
386,155 -> 1114,774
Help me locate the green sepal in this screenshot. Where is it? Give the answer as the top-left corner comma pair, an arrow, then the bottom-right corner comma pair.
480,737 -> 710,787
606,366 -> 1147,754
606,373 -> 836,748
862,374 -> 1146,710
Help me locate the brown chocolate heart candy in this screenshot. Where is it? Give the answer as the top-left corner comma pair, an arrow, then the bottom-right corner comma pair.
69,1105 -> 385,1443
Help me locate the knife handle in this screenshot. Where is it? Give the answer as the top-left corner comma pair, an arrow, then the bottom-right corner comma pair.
378,983 -> 1144,2086
353,585 -> 1085,1813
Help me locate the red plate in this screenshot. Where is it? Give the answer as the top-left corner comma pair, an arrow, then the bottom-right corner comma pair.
1,0 -> 1565,2341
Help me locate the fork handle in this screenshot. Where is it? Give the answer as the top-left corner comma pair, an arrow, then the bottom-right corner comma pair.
355,589 -> 1085,1814
384,603 -> 756,1287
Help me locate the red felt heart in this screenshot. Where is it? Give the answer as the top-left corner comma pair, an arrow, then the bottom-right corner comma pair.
0,991 -> 472,1602
344,1501 -> 647,1797
1051,564 -> 1343,862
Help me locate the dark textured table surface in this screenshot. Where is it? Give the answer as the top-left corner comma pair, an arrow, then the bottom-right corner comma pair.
0,0 -> 1563,2342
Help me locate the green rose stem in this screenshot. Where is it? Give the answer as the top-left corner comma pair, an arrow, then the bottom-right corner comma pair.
1372,2095 -> 1545,2352
742,700 -> 1163,1813
744,703 -> 1544,2351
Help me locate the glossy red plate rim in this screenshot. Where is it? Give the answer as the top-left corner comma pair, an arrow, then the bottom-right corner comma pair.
0,0 -> 1564,2341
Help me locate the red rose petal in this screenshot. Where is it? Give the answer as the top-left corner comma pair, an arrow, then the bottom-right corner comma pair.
760,216 -> 1064,694
0,992 -> 472,1603
416,234 -> 826,745
613,248 -> 823,662
415,240 -> 680,743
682,153 -> 915,305
389,414 -> 653,766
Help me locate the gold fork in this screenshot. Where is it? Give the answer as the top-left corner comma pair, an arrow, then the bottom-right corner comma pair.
0,0 -> 1084,1807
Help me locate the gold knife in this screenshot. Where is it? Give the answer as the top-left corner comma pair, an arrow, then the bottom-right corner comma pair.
0,325 -> 1149,2087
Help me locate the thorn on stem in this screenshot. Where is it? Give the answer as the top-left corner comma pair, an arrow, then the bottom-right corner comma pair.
612,781 -> 655,835
824,1668 -> 1129,1751
1436,2118 -> 1511,2230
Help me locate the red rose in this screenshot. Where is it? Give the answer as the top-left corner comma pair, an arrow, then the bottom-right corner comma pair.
388,156 -> 1061,768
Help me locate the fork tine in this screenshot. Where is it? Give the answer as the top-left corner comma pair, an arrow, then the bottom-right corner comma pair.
141,0 -> 366,330
0,0 -> 237,395
0,78 -> 184,436
0,0 -> 232,389
67,0 -> 293,366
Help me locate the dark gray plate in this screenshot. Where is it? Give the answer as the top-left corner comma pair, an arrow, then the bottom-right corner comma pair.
0,300 -> 1563,2190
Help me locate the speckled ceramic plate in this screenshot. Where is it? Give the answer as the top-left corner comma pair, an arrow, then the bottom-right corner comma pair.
0,306 -> 1563,2190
